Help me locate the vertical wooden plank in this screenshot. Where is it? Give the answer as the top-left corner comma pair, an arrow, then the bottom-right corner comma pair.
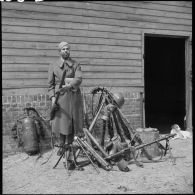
185,36 -> 192,131
1,1 -> 192,93
141,31 -> 145,128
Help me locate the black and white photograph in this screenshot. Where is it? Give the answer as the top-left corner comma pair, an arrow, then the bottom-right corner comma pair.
2,1 -> 192,194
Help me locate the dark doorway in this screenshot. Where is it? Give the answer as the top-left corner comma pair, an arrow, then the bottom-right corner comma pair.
144,35 -> 186,133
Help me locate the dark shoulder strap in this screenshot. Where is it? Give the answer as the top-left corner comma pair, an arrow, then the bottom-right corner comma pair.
54,69 -> 66,104
59,69 -> 66,89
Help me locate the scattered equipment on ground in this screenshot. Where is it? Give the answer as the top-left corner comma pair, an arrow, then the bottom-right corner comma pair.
55,86 -> 177,174
11,87 -> 176,175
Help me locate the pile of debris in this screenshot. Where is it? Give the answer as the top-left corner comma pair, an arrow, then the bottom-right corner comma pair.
11,86 -> 177,175
53,87 -> 176,174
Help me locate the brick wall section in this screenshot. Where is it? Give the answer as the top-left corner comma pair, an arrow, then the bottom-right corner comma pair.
2,92 -> 142,158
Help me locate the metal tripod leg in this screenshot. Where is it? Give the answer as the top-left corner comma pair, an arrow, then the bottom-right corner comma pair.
132,150 -> 143,168
63,149 -> 70,176
53,144 -> 71,176
53,146 -> 65,169
165,139 -> 176,165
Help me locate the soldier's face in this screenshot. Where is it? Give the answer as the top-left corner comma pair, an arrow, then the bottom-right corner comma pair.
60,46 -> 70,59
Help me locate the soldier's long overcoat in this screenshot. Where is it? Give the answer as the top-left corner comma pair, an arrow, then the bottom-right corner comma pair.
48,57 -> 83,136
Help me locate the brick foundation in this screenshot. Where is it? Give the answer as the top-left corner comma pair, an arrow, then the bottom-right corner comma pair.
2,92 -> 143,158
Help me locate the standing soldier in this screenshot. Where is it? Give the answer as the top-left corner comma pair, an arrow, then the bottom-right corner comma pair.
48,41 -> 83,168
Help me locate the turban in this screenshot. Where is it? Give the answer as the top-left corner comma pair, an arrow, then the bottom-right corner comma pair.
58,41 -> 70,50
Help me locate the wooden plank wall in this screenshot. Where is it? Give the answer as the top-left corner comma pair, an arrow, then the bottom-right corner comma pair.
2,1 -> 192,95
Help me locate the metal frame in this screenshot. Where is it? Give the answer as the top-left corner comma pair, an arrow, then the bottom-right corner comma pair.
141,30 -> 192,130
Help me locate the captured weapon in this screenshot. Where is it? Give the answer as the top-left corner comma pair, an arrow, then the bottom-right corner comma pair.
88,96 -> 106,134
83,128 -> 109,158
90,86 -> 153,160
104,133 -> 176,165
80,86 -> 176,172
75,133 -> 177,170
74,136 -> 100,174
115,108 -> 153,160
50,69 -> 66,120
78,135 -> 112,171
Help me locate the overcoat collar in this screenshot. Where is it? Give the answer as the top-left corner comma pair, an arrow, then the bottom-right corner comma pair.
57,57 -> 74,69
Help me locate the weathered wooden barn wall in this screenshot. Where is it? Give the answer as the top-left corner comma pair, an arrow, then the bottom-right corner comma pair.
2,1 -> 192,94
2,1 -> 192,157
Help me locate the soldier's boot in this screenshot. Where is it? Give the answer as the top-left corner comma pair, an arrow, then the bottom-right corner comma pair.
67,150 -> 76,170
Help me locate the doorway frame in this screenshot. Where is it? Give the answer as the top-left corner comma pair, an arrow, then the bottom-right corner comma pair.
141,30 -> 192,130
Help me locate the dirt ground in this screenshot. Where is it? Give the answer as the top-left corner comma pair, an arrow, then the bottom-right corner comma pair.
3,137 -> 193,194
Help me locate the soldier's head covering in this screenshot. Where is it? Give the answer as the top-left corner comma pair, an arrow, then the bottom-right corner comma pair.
58,41 -> 70,50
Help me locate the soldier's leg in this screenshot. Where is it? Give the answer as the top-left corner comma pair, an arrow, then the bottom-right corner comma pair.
66,133 -> 76,170
57,133 -> 66,156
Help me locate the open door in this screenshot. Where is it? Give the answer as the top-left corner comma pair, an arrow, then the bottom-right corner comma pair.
144,35 -> 187,133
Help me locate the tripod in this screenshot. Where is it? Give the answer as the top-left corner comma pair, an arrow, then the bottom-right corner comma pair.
53,136 -> 100,175
53,139 -> 87,175
53,143 -> 72,176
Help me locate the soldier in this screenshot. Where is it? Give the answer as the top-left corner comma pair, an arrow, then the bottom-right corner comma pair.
48,41 -> 83,169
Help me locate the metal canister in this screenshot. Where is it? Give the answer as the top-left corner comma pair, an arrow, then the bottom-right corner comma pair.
21,116 -> 39,155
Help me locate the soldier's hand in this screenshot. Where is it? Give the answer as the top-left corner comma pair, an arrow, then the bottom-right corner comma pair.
55,88 -> 66,94
55,84 -> 71,95
59,84 -> 71,95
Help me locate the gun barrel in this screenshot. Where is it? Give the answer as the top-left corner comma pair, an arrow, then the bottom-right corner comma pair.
77,136 -> 112,171
105,133 -> 176,161
74,136 -> 100,174
88,96 -> 105,133
135,133 -> 176,150
83,128 -> 109,157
